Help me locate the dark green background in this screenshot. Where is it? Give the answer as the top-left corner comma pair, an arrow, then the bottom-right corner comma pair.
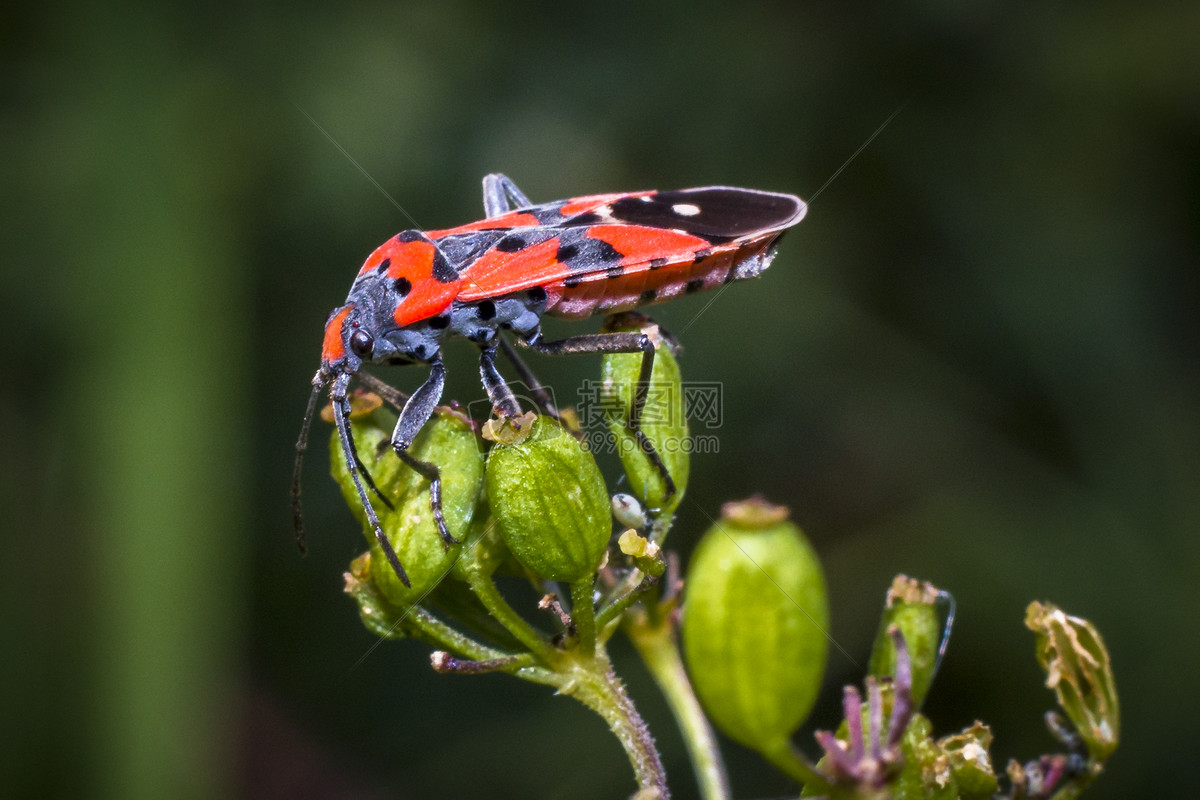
3,2 -> 1196,798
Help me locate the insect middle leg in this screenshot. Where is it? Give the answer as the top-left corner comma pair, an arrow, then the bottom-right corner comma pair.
496,336 -> 565,422
482,173 -> 533,218
519,330 -> 677,501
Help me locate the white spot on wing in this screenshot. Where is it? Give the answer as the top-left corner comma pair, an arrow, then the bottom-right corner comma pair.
672,203 -> 701,216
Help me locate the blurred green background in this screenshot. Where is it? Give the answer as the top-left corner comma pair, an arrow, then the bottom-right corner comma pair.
3,2 -> 1197,798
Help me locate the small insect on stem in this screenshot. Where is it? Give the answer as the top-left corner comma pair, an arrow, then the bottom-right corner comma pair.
294,173 -> 806,585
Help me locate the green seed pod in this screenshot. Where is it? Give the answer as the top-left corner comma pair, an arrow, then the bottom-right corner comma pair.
330,402 -> 485,606
484,415 -> 611,582
868,575 -> 947,706
1025,601 -> 1119,761
343,552 -> 406,641
682,497 -> 828,752
599,313 -> 689,516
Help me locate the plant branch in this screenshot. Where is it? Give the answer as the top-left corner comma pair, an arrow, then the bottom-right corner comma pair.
758,737 -> 831,795
627,612 -> 730,800
565,660 -> 670,798
463,565 -> 558,665
572,578 -> 597,656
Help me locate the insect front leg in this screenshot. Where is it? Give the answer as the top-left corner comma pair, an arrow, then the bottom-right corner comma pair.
521,331 -> 677,501
390,360 -> 458,547
330,372 -> 411,588
482,173 -> 533,217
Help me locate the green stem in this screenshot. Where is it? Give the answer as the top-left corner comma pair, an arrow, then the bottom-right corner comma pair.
464,566 -> 558,664
758,738 -> 830,795
405,606 -> 506,661
595,571 -> 656,634
571,578 -> 597,656
627,614 -> 730,800
565,660 -> 670,798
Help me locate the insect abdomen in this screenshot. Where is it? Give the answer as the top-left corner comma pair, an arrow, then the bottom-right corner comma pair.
543,239 -> 778,320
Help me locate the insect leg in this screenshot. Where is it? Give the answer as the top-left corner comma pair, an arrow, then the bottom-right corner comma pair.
482,173 -> 532,217
354,371 -> 410,410
389,360 -> 458,547
478,344 -> 523,419
521,331 -> 677,500
496,336 -> 562,419
330,372 -> 411,588
291,371 -> 327,555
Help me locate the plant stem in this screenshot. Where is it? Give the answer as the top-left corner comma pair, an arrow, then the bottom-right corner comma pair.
595,570 -> 655,633
627,614 -> 730,800
405,606 -> 505,661
758,737 -> 830,795
571,578 -> 597,656
565,660 -> 670,798
463,566 -> 558,664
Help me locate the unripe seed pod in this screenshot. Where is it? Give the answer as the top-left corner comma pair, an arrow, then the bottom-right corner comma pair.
330,402 -> 485,605
599,313 -> 689,516
485,415 -> 611,582
868,575 -> 947,706
682,497 -> 828,752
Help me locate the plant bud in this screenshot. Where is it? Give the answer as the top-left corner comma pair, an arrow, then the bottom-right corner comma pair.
330,403 -> 485,605
1025,601 -> 1119,761
682,497 -> 828,752
868,575 -> 947,706
484,415 -> 611,582
938,723 -> 999,799
599,313 -> 689,515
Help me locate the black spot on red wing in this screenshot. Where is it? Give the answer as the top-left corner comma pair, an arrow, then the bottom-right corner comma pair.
432,248 -> 458,283
562,212 -> 602,226
429,314 -> 450,329
649,257 -> 668,270
693,248 -> 713,263
640,289 -> 657,303
686,278 -> 705,293
437,231 -> 503,267
609,188 -> 803,243
596,240 -> 622,262
606,264 -> 623,279
556,243 -> 580,263
476,300 -> 496,320
563,275 -> 582,288
396,230 -> 424,243
527,202 -> 568,225
376,257 -> 391,274
394,277 -> 412,296
526,286 -> 547,303
495,234 -> 528,252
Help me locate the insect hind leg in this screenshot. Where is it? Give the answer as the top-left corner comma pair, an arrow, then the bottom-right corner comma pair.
482,173 -> 532,217
520,329 -> 677,502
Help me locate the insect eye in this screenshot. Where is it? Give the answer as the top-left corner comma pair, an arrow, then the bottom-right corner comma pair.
349,329 -> 374,358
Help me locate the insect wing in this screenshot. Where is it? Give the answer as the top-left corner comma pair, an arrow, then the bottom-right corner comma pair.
454,187 -> 805,301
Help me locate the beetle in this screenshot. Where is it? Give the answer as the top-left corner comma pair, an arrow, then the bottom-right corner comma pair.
292,174 -> 806,586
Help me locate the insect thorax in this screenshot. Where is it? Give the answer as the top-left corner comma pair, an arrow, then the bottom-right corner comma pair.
349,271 -> 548,365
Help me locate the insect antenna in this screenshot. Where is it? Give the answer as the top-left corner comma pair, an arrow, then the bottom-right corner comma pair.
331,372 -> 412,588
292,371 -> 328,555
